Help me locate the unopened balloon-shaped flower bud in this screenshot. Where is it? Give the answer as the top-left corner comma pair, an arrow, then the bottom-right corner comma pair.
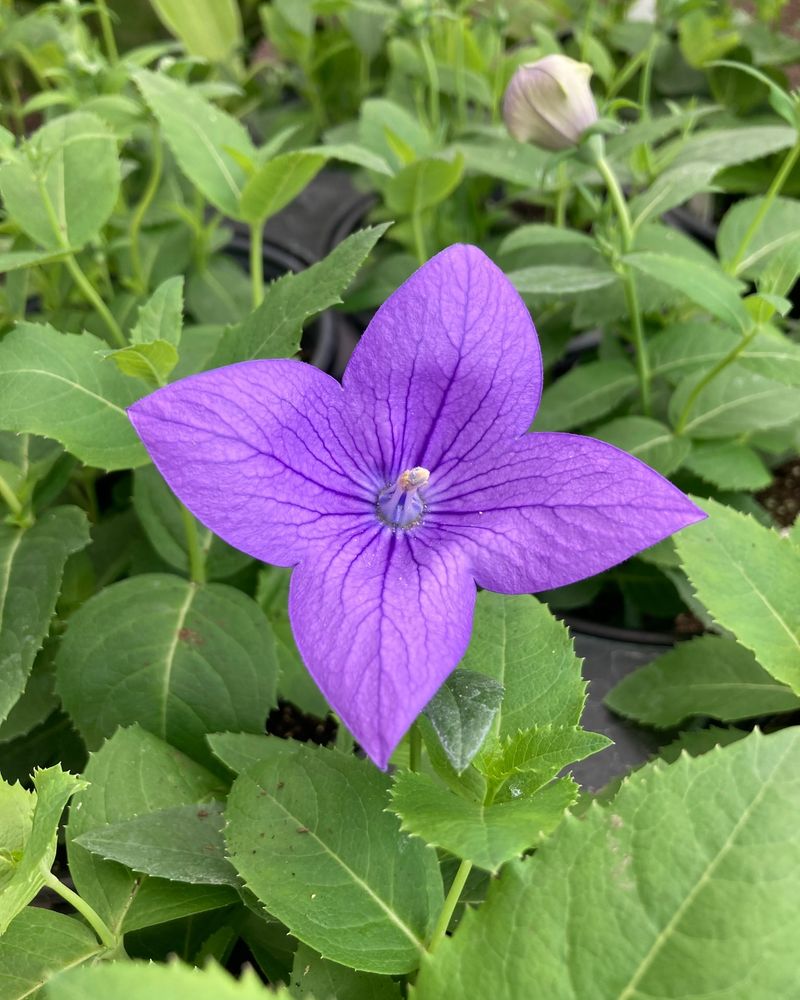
503,55 -> 598,151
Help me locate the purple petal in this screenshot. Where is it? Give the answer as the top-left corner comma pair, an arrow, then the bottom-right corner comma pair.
289,524 -> 476,768
129,360 -> 378,567
430,432 -> 706,593
342,244 -> 542,488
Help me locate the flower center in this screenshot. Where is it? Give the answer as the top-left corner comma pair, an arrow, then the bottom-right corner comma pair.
376,467 -> 430,530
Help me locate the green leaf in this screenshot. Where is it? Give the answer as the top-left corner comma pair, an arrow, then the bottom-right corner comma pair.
0,247 -> 71,272
74,801 -> 239,888
308,141 -> 394,176
56,573 -> 279,764
606,634 -> 800,727
134,70 -> 255,218
624,251 -> 750,331
358,98 -> 434,169
666,124 -> 796,173
225,742 -> 443,974
675,498 -> 800,693
453,138 -> 552,187
149,0 -> 242,62
0,112 -> 119,251
717,195 -> 800,278
206,731 -> 288,775
390,772 -> 577,873
0,779 -> 34,892
106,340 -> 179,388
629,162 -> 719,228
0,766 -> 86,934
498,224 -> 596,257
131,276 -> 184,347
423,671 -> 504,774
463,594 -> 588,739
594,416 -> 690,476
475,726 -> 611,801
670,365 -> 800,438
508,264 -> 616,296
533,360 -> 637,432
0,507 -> 89,725
0,908 -> 103,1000
238,151 -> 326,225
290,942 -> 402,999
415,729 -> 800,999
682,440 -> 772,490
385,154 -> 464,214
45,961 -> 286,1000
210,225 -> 389,366
0,324 -> 147,470
133,465 -> 251,581
66,725 -> 233,936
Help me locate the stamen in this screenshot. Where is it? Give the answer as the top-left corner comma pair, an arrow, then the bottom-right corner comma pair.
377,467 -> 430,529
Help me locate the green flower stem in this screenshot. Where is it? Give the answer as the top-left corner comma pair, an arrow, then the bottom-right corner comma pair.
179,503 -> 206,585
250,220 -> 265,308
129,128 -> 163,294
594,153 -> 652,416
554,163 -> 568,228
0,472 -> 23,519
95,0 -> 119,65
419,34 -> 441,134
674,323 -> 758,435
412,208 -> 428,266
427,858 -> 473,953
726,139 -> 800,276
63,253 -> 126,348
42,870 -> 117,951
409,723 -> 422,773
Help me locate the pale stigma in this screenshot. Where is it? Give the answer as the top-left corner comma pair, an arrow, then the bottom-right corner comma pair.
377,467 -> 430,529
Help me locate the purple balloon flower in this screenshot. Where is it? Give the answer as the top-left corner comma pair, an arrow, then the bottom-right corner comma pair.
129,245 -> 703,768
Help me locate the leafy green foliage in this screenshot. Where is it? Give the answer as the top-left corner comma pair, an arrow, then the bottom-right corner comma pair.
0,507 -> 89,725
290,942 -> 402,999
683,441 -> 772,490
676,499 -> 800,692
594,416 -> 690,476
56,574 -> 279,763
149,0 -> 242,62
239,151 -> 326,224
225,742 -> 443,974
606,634 -> 800,727
0,324 -> 147,470
534,361 -> 637,431
423,670 -> 504,774
384,154 -> 464,213
415,730 -> 800,998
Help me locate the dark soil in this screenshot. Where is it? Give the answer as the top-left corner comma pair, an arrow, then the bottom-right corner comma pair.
266,700 -> 337,746
758,457 -> 800,528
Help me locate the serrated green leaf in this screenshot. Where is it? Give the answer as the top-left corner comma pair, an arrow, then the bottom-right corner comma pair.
463,594 -> 588,739
629,162 -> 719,228
666,124 -> 796,172
0,908 -> 103,1000
149,0 -> 242,62
594,416 -> 690,476
106,340 -> 179,387
0,779 -> 34,891
0,766 -> 86,934
74,801 -> 239,888
415,729 -> 800,998
0,324 -> 147,470
210,225 -> 388,366
533,360 -> 637,431
133,465 -> 251,581
0,507 -> 89,725
56,573 -> 278,764
682,440 -> 772,490
134,70 -> 254,218
423,671 -> 503,774
291,941 -> 403,999
238,151 -> 326,225
131,275 -> 184,348
0,112 -> 119,251
207,731 -> 296,775
670,364 -> 800,438
624,251 -> 749,330
718,196 -> 800,279
390,771 -> 577,873
607,634 -> 800,727
225,742 -> 443,974
676,498 -> 800,693
509,264 -> 617,296
45,960 -> 286,1000
385,154 -> 464,214
498,224 -> 596,257
66,725 -> 233,936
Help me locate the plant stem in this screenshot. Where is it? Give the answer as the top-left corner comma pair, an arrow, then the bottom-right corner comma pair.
180,503 -> 206,585
554,163 -> 568,228
594,153 -> 652,416
250,220 -> 265,308
674,323 -> 758,435
95,0 -> 119,65
0,473 -> 23,519
129,127 -> 163,294
409,723 -> 422,773
42,871 -> 117,951
64,254 -> 126,347
726,139 -> 800,276
427,859 -> 472,952
419,34 -> 440,134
